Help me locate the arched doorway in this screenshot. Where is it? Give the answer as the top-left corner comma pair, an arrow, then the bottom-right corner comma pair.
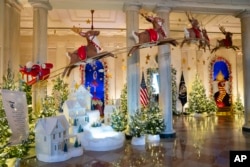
84,60 -> 105,117
210,57 -> 232,111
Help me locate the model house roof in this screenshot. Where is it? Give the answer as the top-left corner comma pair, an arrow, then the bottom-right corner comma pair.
35,115 -> 69,135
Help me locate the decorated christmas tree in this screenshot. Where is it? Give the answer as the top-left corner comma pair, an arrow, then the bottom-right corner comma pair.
188,74 -> 217,113
232,96 -> 244,113
0,67 -> 33,166
39,77 -> 69,118
143,104 -> 166,135
129,109 -> 146,137
51,77 -> 69,113
111,84 -> 128,132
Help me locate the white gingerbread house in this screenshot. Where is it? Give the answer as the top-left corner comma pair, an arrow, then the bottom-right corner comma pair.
35,115 -> 83,162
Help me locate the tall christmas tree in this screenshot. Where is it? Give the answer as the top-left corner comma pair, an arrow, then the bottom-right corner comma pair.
39,77 -> 69,118
0,67 -> 33,166
111,84 -> 128,132
188,74 -> 217,113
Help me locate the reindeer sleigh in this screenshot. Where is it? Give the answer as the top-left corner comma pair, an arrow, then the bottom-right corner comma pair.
180,12 -> 210,52
62,26 -> 115,77
128,11 -> 178,56
211,25 -> 239,53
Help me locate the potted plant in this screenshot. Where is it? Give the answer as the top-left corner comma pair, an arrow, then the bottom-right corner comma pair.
143,105 -> 166,142
129,109 -> 146,145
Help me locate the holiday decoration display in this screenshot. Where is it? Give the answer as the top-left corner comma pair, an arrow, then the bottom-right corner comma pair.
180,12 -> 210,51
211,25 -> 239,53
35,115 -> 83,162
19,61 -> 53,86
128,9 -> 178,56
188,74 -> 217,114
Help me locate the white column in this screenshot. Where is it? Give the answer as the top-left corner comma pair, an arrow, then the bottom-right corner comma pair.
29,0 -> 52,115
155,6 -> 176,138
124,3 -> 141,118
238,10 -> 250,132
0,0 -> 22,82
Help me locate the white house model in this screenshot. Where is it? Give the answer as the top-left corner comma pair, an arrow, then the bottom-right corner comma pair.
63,85 -> 93,134
35,115 -> 83,162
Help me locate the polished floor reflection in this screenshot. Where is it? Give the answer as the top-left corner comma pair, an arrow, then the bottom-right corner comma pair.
20,113 -> 250,167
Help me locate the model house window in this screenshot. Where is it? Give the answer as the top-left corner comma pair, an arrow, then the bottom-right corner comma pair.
44,136 -> 46,142
56,124 -> 58,128
63,130 -> 66,135
53,134 -> 55,139
59,132 -> 61,138
55,145 -> 57,151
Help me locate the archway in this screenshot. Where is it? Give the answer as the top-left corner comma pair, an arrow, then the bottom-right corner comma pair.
210,57 -> 232,111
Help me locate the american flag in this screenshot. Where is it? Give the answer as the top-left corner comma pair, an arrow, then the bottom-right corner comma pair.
140,72 -> 149,107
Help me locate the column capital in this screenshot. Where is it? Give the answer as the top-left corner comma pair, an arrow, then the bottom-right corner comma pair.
154,5 -> 171,13
123,2 -> 141,12
5,0 -> 23,11
28,0 -> 52,10
235,10 -> 250,19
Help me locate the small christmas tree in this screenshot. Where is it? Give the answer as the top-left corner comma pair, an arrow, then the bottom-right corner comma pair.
110,84 -> 128,133
111,108 -> 127,132
232,96 -> 244,113
143,105 -> 166,135
129,109 -> 146,138
51,77 -> 69,113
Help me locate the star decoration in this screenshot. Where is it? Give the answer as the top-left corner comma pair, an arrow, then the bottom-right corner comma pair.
74,83 -> 79,90
86,19 -> 91,24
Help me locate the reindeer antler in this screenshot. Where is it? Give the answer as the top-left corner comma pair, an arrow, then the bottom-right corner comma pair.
219,25 -> 226,34
71,26 -> 82,34
185,11 -> 193,23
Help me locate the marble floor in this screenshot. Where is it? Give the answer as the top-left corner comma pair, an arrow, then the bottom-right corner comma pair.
20,113 -> 250,167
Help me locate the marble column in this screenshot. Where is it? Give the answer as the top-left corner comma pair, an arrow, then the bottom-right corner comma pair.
29,0 -> 52,115
124,3 -> 141,119
155,6 -> 176,138
0,0 -> 22,82
238,10 -> 250,132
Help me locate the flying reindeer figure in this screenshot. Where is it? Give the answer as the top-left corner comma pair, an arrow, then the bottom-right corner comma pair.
62,27 -> 114,77
181,12 -> 210,52
128,11 -> 178,56
211,25 -> 239,53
